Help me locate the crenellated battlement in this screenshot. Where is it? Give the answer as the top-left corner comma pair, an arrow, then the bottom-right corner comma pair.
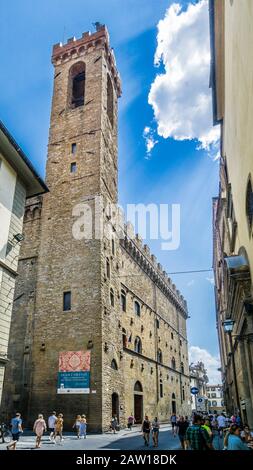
52,25 -> 122,97
120,220 -> 188,316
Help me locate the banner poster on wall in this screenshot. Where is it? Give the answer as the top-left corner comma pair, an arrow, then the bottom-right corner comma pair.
57,350 -> 91,394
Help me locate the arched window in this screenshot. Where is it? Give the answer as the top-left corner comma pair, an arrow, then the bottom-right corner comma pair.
171,357 -> 176,370
106,258 -> 110,278
121,290 -> 126,312
134,337 -> 142,354
107,74 -> 114,127
134,301 -> 141,316
69,62 -> 85,108
157,349 -> 163,363
172,393 -> 176,400
110,288 -> 114,307
134,381 -> 143,392
182,386 -> 185,401
212,400 -> 217,406
171,332 -> 174,340
160,379 -> 163,398
180,362 -> 184,374
111,359 -> 118,370
246,176 -> 253,230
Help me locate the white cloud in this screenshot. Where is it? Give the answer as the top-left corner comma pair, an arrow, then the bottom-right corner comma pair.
143,126 -> 158,156
206,277 -> 214,285
147,0 -> 220,154
189,345 -> 221,384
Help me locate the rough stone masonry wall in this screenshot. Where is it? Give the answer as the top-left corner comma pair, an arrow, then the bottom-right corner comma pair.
119,232 -> 191,423
1,196 -> 42,422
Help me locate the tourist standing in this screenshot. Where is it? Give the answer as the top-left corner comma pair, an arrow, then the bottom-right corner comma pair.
142,415 -> 151,446
79,415 -> 87,439
127,413 -> 135,430
6,413 -> 23,450
151,417 -> 160,447
48,411 -> 57,441
33,414 -> 47,449
110,415 -> 118,434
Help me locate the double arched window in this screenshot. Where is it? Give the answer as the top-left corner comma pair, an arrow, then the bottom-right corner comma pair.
69,62 -> 85,108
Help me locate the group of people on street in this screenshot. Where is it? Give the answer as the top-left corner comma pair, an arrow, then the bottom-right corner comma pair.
72,414 -> 87,439
183,413 -> 253,451
6,411 -> 86,450
141,416 -> 160,447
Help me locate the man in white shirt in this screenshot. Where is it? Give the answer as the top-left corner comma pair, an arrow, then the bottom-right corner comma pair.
217,413 -> 226,436
48,411 -> 57,441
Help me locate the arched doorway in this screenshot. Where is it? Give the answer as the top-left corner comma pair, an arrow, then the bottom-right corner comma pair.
112,392 -> 119,421
134,381 -> 143,423
172,393 -> 176,414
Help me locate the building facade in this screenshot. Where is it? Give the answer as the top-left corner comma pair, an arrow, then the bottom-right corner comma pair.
206,384 -> 224,414
210,0 -> 253,427
0,121 -> 47,405
189,361 -> 208,413
1,26 -> 191,431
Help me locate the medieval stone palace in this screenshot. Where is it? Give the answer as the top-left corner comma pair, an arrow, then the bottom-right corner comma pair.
2,25 -> 191,431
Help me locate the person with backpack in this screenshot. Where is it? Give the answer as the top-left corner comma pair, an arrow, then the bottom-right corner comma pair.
185,414 -> 213,450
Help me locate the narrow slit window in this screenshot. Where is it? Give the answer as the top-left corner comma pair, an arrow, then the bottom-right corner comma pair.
63,291 -> 71,311
107,74 -> 114,127
71,162 -> 77,173
71,143 -> 77,154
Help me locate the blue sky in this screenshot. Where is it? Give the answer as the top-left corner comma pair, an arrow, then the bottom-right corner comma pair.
0,1 -> 221,381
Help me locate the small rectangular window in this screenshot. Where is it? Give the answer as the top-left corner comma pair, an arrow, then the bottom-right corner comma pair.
63,291 -> 71,311
71,162 -> 77,173
71,143 -> 77,154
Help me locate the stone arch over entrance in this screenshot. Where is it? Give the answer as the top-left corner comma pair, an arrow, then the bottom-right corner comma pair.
112,392 -> 119,421
134,381 -> 143,424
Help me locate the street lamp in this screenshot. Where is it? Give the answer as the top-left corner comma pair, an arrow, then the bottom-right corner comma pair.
222,319 -> 240,416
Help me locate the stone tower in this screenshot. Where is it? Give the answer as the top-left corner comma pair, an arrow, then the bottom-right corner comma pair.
2,25 -> 123,431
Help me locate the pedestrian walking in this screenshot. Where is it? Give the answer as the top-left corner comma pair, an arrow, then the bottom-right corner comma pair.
151,417 -> 160,447
185,414 -> 213,450
127,413 -> 135,430
72,415 -> 81,438
33,414 -> 47,449
224,424 -> 250,450
54,413 -> 64,444
170,413 -> 177,437
6,413 -> 23,450
176,416 -> 189,449
141,415 -> 151,446
217,413 -> 227,438
110,415 -> 118,434
79,415 -> 87,439
48,411 -> 57,441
